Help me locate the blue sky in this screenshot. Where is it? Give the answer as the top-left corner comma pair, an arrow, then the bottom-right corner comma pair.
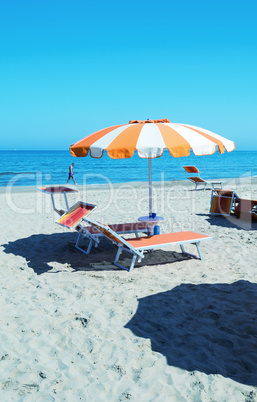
0,0 -> 256,150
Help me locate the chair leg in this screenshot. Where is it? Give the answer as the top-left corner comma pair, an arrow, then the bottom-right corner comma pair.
114,246 -> 123,265
180,242 -> 203,260
85,238 -> 93,255
75,233 -> 94,255
75,232 -> 82,250
63,192 -> 69,210
129,254 -> 137,272
51,194 -> 55,211
196,242 -> 203,260
114,246 -> 129,271
114,246 -> 138,272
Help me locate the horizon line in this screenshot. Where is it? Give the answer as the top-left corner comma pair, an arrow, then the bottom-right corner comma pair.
0,149 -> 253,153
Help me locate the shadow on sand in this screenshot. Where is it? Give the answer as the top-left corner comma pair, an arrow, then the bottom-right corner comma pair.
1,232 -> 116,274
125,280 -> 257,386
197,213 -> 257,231
1,232 -> 192,275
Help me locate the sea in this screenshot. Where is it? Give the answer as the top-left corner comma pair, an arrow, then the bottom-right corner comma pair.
0,150 -> 256,187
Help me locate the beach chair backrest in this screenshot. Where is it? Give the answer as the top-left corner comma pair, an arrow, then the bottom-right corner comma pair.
210,195 -> 233,215
85,218 -> 139,253
210,189 -> 240,216
215,190 -> 234,197
183,166 -> 200,174
56,202 -> 97,229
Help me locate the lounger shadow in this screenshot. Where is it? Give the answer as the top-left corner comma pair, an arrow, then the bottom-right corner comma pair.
1,233 -> 193,274
84,218 -> 212,272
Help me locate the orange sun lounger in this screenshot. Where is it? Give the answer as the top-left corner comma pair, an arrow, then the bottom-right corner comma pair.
56,202 -> 148,254
210,189 -> 257,220
233,199 -> 257,220
84,218 -> 212,272
183,166 -> 224,190
210,189 -> 240,216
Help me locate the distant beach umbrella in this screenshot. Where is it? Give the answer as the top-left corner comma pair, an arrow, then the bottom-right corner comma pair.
70,119 -> 235,215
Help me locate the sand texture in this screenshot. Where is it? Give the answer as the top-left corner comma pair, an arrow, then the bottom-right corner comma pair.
1,177 -> 257,401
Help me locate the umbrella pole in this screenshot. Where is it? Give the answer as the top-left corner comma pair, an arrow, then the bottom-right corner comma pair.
148,158 -> 153,216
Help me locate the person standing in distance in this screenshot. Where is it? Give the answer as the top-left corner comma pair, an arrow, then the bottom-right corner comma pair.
67,163 -> 77,185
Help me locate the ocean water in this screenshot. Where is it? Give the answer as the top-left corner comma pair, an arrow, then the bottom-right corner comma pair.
0,150 -> 256,187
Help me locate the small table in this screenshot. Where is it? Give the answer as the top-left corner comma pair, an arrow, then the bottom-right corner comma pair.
38,186 -> 78,213
138,216 -> 164,235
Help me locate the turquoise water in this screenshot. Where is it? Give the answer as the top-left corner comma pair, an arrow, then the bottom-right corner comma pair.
0,150 -> 256,187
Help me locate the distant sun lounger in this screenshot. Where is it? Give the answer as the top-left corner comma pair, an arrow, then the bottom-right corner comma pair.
183,166 -> 224,190
210,189 -> 240,216
38,185 -> 78,215
84,218 -> 212,272
210,189 -> 257,220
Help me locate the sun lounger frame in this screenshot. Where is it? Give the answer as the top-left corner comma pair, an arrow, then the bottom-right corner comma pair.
209,189 -> 257,221
183,166 -> 224,190
234,199 -> 257,220
183,166 -> 207,190
113,237 -> 206,271
55,203 -> 149,255
75,222 -> 149,255
84,218 -> 212,272
210,189 -> 240,216
55,201 -> 100,254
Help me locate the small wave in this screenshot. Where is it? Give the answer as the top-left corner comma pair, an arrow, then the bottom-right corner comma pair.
0,172 -> 35,176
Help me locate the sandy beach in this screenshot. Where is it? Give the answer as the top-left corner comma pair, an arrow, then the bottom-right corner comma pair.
1,177 -> 257,401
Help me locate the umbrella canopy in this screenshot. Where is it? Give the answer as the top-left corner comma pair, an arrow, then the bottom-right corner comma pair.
70,119 -> 235,214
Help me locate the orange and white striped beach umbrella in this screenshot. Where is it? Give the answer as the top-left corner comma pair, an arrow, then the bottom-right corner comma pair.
70,119 -> 235,214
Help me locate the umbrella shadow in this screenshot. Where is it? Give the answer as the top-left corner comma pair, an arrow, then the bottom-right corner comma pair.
125,280 -> 257,386
1,233 -> 192,275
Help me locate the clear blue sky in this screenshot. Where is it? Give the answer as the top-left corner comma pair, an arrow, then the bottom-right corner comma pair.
0,0 -> 256,150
